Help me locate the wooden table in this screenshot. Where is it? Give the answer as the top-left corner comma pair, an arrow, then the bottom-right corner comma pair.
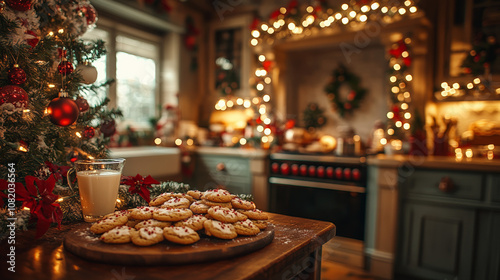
0,213 -> 335,280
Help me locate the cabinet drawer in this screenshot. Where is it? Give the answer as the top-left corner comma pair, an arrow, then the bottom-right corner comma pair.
490,175 -> 500,203
198,155 -> 250,177
195,155 -> 251,194
406,170 -> 483,200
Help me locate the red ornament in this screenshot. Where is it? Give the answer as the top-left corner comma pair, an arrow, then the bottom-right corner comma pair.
83,126 -> 95,139
24,30 -> 39,49
0,85 -> 28,108
5,0 -> 32,11
100,119 -> 116,137
8,64 -> 27,85
47,96 -> 79,126
58,60 -> 74,75
75,97 -> 89,112
82,4 -> 97,26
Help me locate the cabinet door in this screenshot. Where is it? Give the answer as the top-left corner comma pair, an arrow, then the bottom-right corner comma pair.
475,211 -> 500,280
398,203 -> 475,280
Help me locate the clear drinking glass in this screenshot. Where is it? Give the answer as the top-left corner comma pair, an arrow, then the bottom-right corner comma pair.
67,158 -> 126,222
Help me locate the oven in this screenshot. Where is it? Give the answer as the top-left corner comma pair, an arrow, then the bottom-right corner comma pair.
268,152 -> 367,267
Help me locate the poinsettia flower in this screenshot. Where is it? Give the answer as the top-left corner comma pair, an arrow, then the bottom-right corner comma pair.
121,174 -> 160,203
16,175 -> 63,238
44,161 -> 71,181
0,179 -> 23,209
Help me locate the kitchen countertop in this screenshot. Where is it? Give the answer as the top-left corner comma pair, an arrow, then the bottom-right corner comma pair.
367,154 -> 500,172
193,146 -> 269,158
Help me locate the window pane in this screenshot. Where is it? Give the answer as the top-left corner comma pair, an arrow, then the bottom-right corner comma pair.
116,51 -> 156,126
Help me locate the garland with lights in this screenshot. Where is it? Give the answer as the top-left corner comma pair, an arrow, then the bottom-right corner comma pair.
0,0 -> 121,239
324,64 -> 367,117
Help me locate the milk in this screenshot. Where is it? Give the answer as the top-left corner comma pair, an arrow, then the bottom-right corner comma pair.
77,170 -> 121,219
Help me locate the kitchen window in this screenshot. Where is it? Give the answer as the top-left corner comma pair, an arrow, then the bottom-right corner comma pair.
82,22 -> 161,130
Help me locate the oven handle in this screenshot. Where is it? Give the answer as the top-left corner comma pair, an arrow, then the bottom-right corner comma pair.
269,177 -> 366,193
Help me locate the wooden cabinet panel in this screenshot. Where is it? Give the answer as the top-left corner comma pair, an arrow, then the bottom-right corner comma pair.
489,175 -> 500,203
398,203 -> 475,279
406,170 -> 483,200
475,211 -> 500,280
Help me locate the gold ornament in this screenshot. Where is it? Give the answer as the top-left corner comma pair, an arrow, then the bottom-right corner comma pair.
0,1 -> 6,12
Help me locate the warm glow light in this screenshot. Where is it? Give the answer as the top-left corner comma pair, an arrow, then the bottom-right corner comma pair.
401,103 -> 409,110
48,31 -> 54,36
240,138 -> 247,145
441,82 -> 449,89
465,148 -> 473,158
390,76 -> 397,83
402,51 -> 409,58
488,144 -> 495,150
76,132 -> 82,138
404,112 -> 411,119
261,23 -> 268,31
397,94 -> 405,102
288,22 -> 296,30
259,107 -> 266,114
252,97 -> 260,104
467,83 -> 474,89
380,138 -> 387,145
403,91 -> 410,98
393,64 -> 401,71
399,8 -> 406,15
403,123 -> 410,130
349,11 -> 357,18
387,128 -> 395,135
392,86 -> 400,93
58,28 -> 64,34
264,77 -> 272,84
280,7 -> 287,14
23,207 -> 30,211
387,112 -> 394,119
251,30 -> 260,38
381,6 -> 388,13
263,118 -> 271,125
341,4 -> 349,10
473,78 -> 481,84
361,5 -> 370,12
236,98 -> 244,105
48,84 -> 56,88
116,198 -> 121,203
262,136 -> 269,143
359,15 -> 367,22
335,13 -> 342,20
409,6 -> 417,13
405,75 -> 413,81
250,39 -> 258,46
342,17 -> 349,24
264,128 -> 271,135
395,121 -> 402,127
154,138 -> 162,145
268,27 -> 275,34
186,139 -> 194,146
257,125 -> 264,132
256,83 -> 264,91
371,2 -> 380,10
263,94 -> 271,102
243,100 -> 251,108
453,83 -> 460,89
18,145 -> 27,152
258,55 -> 266,62
306,6 -> 314,13
175,138 -> 182,146
56,197 -> 64,203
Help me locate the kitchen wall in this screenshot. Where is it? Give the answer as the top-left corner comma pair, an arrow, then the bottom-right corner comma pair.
285,44 -> 389,143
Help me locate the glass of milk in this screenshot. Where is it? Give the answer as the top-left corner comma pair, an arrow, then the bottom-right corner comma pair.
68,158 -> 126,222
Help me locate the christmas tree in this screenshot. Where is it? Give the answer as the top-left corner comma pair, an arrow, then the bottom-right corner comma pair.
0,0 -> 121,238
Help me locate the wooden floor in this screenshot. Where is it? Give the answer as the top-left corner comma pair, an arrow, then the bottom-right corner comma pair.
321,260 -> 382,280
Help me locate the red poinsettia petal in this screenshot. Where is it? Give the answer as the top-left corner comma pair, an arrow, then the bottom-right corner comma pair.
142,175 -> 160,186
0,179 -> 8,191
42,193 -> 59,205
120,175 -> 134,185
35,211 -> 53,239
36,175 -> 56,196
137,188 -> 151,203
24,176 -> 39,197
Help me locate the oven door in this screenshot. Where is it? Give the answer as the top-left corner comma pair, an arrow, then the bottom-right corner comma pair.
269,177 -> 366,241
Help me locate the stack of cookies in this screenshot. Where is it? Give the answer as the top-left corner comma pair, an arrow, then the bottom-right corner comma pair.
90,188 -> 269,247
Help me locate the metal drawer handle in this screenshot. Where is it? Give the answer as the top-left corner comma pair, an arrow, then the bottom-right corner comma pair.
216,162 -> 226,171
438,177 -> 454,193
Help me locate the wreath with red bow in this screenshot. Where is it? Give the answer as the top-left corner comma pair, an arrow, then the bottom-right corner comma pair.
324,64 -> 367,117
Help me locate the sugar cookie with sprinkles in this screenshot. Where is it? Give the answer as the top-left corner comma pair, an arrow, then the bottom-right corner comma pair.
174,215 -> 207,231
100,225 -> 133,244
203,219 -> 237,240
134,219 -> 172,230
201,199 -> 233,209
163,226 -> 200,245
187,190 -> 203,200
130,206 -> 157,220
90,215 -> 128,234
237,209 -> 268,220
208,206 -> 241,223
153,208 -> 193,222
160,197 -> 191,209
202,188 -> 234,203
231,197 -> 256,210
130,227 -> 164,246
149,192 -> 174,206
234,219 -> 261,236
189,200 -> 210,214
172,193 -> 196,203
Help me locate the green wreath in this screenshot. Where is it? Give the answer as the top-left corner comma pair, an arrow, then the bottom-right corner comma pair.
324,64 -> 367,117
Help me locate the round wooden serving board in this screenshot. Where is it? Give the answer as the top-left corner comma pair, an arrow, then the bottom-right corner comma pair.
63,223 -> 274,265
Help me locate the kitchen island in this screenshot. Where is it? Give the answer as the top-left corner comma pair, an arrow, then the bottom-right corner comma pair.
1,213 -> 335,280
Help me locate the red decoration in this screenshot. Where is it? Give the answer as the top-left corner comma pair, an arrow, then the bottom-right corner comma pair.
100,119 -> 116,137
0,85 -> 28,108
81,4 -> 97,26
121,174 -> 160,203
8,64 -> 27,85
15,175 -> 63,238
44,161 -> 71,182
25,30 -> 39,49
47,97 -> 79,126
5,0 -> 32,11
83,126 -> 95,139
58,60 -> 74,75
0,1 -> 6,12
0,179 -> 23,208
75,96 -> 89,112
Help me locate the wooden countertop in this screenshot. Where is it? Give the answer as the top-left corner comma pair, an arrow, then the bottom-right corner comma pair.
0,213 -> 335,280
367,154 -> 500,172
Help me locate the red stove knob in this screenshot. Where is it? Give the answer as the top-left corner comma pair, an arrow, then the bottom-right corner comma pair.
326,167 -> 334,178
335,167 -> 343,179
271,162 -> 279,174
308,165 -> 316,177
280,163 -> 290,175
291,164 -> 299,175
317,166 -> 325,178
343,168 -> 351,180
352,168 -> 361,181
299,164 -> 308,176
